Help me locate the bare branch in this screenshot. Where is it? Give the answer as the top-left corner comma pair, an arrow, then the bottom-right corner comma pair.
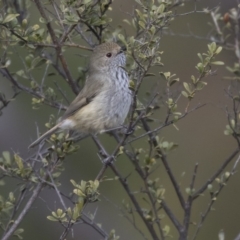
1,181 -> 44,240
33,0 -> 79,94
192,148 -> 239,199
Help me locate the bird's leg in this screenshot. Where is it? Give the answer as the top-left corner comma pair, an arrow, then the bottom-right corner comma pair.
91,134 -> 108,159
99,126 -> 122,134
121,124 -> 135,135
102,124 -> 135,136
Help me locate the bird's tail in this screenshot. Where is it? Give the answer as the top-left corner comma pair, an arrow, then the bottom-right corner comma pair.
29,123 -> 61,148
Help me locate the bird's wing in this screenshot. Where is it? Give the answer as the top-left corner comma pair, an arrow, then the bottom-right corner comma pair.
61,75 -> 104,120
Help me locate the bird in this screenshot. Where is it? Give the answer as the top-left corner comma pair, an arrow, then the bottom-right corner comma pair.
29,42 -> 132,148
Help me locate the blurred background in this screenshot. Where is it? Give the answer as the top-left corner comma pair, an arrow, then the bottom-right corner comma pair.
0,0 -> 239,239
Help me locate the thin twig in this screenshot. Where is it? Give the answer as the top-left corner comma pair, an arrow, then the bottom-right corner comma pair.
0,68 -> 67,110
33,0 -> 79,94
110,164 -> 160,240
1,181 -> 44,240
140,118 -> 186,209
192,148 -> 239,199
192,154 -> 240,240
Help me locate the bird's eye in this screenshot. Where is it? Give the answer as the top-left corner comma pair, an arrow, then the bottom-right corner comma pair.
106,53 -> 112,58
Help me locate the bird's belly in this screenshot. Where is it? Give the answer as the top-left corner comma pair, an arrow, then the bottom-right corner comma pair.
68,90 -> 131,133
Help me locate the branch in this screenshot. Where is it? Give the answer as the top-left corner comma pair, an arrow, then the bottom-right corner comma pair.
127,104 -> 206,144
33,0 -> 79,95
1,182 -> 44,240
161,200 -> 182,232
181,163 -> 199,239
0,68 -> 67,110
192,148 -> 239,199
110,164 -> 160,240
140,118 -> 186,209
192,154 -> 240,240
0,91 -> 20,113
91,135 -> 160,239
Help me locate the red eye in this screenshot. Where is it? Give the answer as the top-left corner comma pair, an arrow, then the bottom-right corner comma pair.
106,53 -> 112,58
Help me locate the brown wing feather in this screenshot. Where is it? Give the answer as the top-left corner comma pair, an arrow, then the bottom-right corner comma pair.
61,97 -> 89,120
29,71 -> 106,148
61,75 -> 104,120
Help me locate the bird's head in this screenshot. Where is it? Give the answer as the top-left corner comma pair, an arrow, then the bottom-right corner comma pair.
89,42 -> 126,73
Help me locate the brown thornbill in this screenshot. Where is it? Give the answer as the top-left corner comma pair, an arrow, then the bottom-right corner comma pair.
29,42 -> 131,148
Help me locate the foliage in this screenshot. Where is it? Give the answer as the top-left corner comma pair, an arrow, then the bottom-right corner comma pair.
0,0 -> 240,240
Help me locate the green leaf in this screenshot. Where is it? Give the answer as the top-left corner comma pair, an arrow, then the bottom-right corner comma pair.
158,4 -> 165,13
135,9 -> 145,20
224,124 -> 233,135
72,200 -> 84,220
218,229 -> 225,240
47,216 -> 58,221
181,91 -> 188,98
163,225 -> 170,236
123,19 -> 131,25
14,228 -> 24,235
160,72 -> 170,80
9,192 -> 15,203
39,17 -> 47,24
197,53 -> 203,62
169,78 -> 179,86
135,0 -> 143,6
138,20 -> 145,29
185,187 -> 191,195
208,42 -> 216,53
83,0 -> 92,4
215,46 -> 222,54
196,81 -> 207,91
191,75 -> 196,84
2,151 -> 11,162
57,208 -> 63,216
207,184 -> 213,191
230,119 -> 235,128
14,154 -> 24,171
13,228 -> 24,239
225,172 -> 230,179
196,62 -> 204,72
73,189 -> 86,197
183,82 -> 191,93
145,73 -> 156,77
3,14 -> 19,23
211,61 -> 224,65
70,179 -> 78,187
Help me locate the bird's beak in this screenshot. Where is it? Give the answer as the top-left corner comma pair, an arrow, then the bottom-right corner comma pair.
118,46 -> 127,54
121,46 -> 127,52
